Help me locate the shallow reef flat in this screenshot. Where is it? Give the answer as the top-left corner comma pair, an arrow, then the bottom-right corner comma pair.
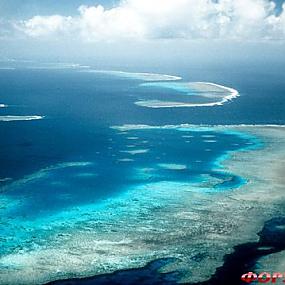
81,70 -> 182,81
0,126 -> 285,285
79,70 -> 239,109
0,115 -> 44,121
135,82 -> 239,108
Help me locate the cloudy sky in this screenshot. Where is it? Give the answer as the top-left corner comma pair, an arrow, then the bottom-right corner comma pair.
0,0 -> 285,63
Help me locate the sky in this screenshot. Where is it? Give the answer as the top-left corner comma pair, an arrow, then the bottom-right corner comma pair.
0,0 -> 284,19
0,1 -> 116,19
0,0 -> 285,65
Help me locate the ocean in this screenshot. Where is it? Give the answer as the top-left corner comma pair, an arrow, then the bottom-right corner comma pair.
0,61 -> 285,284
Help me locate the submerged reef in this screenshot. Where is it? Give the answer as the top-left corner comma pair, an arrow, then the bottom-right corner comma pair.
135,82 -> 239,108
0,126 -> 285,285
44,217 -> 285,285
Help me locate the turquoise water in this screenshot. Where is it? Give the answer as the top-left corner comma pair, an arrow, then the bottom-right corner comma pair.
0,65 -> 273,284
136,82 -> 226,106
0,124 -> 259,257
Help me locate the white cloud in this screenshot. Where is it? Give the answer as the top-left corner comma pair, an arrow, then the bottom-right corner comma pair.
17,0 -> 285,41
19,15 -> 73,37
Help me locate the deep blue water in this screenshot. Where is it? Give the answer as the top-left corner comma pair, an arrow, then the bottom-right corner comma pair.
0,63 -> 284,282
0,68 -> 265,194
2,127 -> 249,218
